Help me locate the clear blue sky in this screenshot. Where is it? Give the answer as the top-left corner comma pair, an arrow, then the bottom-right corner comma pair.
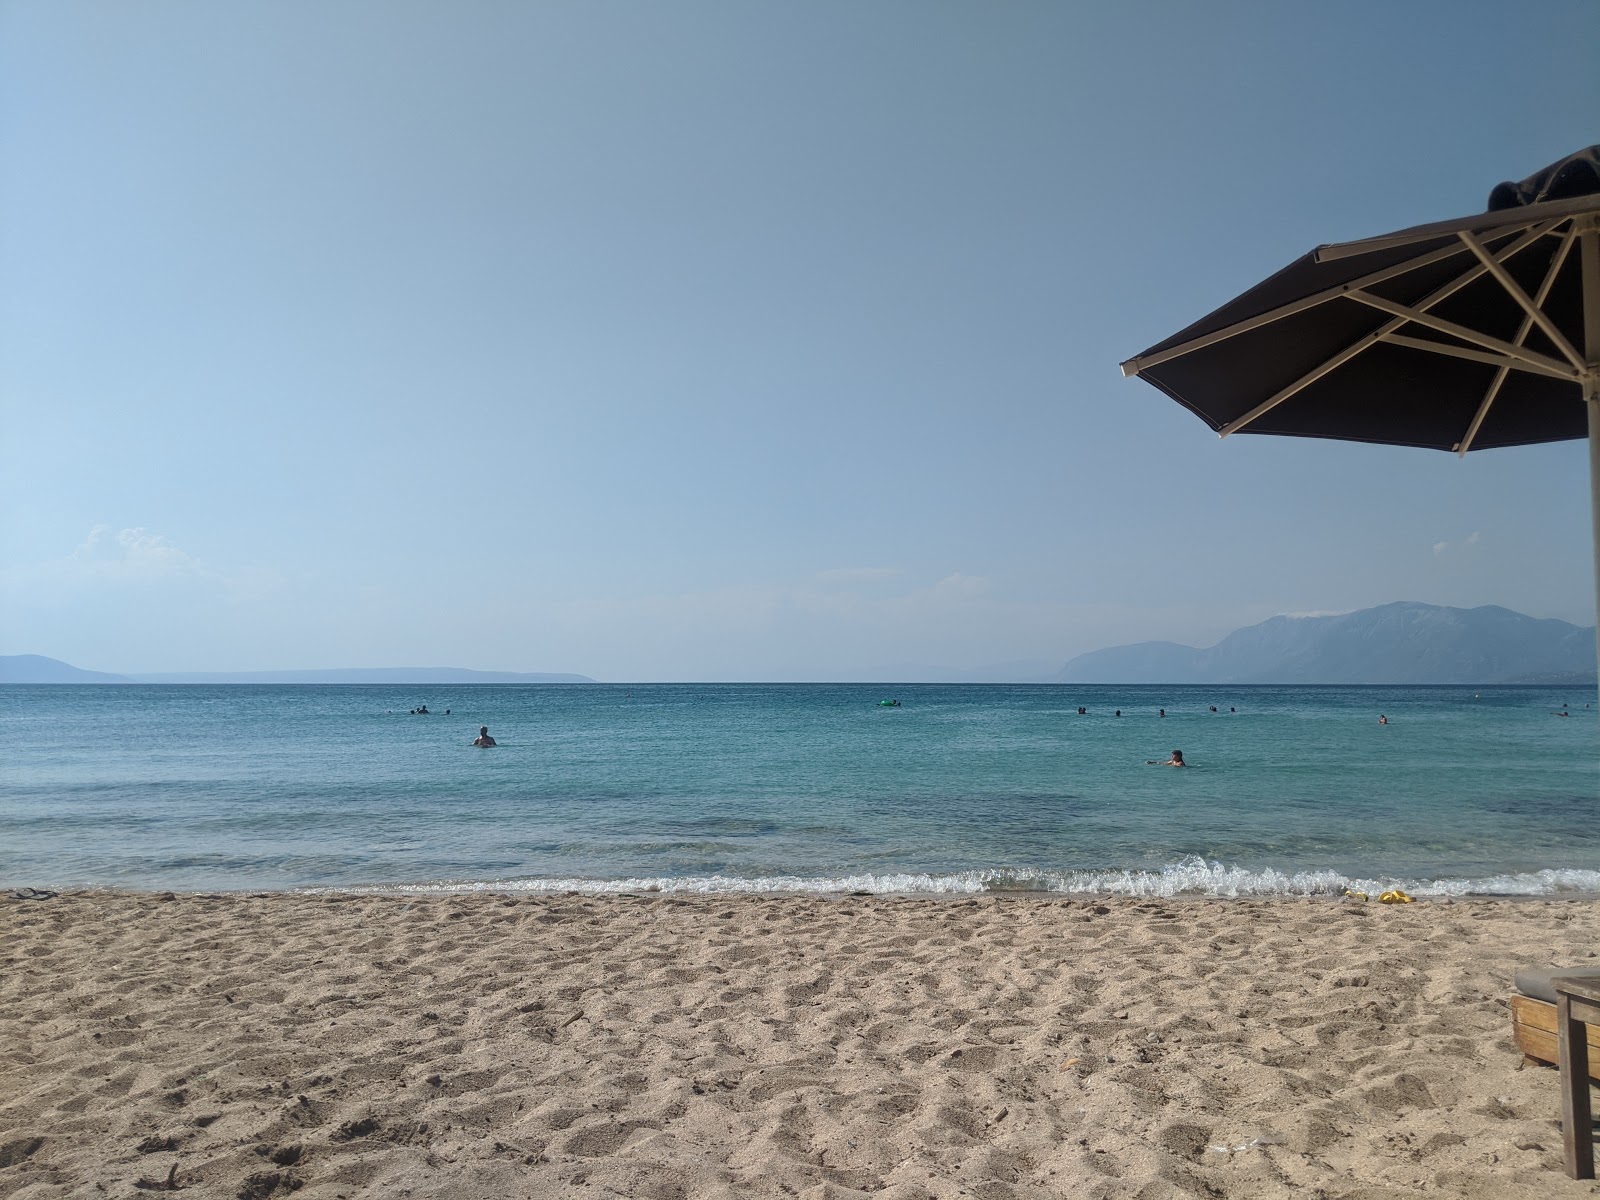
3,1 -> 1597,680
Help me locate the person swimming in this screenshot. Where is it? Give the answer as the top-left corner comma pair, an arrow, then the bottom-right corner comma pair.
1378,714 -> 1388,725
1164,750 -> 1185,767
472,725 -> 497,747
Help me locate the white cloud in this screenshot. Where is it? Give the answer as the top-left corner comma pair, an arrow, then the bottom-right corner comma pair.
67,525 -> 207,580
931,572 -> 992,600
1432,531 -> 1483,557
3,525 -> 283,601
0,526 -> 293,671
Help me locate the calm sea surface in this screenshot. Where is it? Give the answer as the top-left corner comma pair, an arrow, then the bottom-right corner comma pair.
2,683 -> 1596,896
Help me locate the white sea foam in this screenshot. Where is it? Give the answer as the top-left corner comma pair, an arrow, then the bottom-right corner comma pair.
326,855 -> 1600,899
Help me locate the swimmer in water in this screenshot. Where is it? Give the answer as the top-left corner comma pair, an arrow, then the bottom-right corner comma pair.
472,725 -> 497,747
1378,714 -> 1388,725
1164,750 -> 1185,767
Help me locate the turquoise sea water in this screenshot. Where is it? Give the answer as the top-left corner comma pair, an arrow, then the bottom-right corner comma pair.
1,683 -> 1596,896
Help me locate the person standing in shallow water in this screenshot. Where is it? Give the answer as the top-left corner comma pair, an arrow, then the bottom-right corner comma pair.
472,725 -> 497,747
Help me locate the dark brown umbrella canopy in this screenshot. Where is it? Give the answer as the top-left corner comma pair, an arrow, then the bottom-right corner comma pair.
1122,147 -> 1600,452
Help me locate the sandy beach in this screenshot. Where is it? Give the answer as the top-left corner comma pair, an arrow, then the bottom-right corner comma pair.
2,891 -> 1598,1199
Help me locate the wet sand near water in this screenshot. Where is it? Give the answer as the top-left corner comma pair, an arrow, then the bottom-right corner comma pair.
2,891 -> 1597,1198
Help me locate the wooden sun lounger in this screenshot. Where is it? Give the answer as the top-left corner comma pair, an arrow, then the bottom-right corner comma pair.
1514,967 -> 1600,1178
1512,993 -> 1600,1079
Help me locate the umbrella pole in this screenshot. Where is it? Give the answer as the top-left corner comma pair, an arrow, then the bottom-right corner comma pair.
1585,215 -> 1600,694
1591,386 -> 1600,691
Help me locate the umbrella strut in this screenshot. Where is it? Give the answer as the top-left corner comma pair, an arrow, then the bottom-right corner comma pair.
1583,215 -> 1600,686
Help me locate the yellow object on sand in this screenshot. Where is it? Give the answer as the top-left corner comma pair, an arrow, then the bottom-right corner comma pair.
1343,889 -> 1369,901
1378,889 -> 1415,904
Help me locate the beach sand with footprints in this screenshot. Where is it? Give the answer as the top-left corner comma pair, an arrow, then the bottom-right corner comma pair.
3,890 -> 1598,1198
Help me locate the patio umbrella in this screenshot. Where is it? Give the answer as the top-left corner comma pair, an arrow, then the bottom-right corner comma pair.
1120,145 -> 1600,678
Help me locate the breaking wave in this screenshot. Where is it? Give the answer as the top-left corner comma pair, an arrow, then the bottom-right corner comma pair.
334,856 -> 1600,899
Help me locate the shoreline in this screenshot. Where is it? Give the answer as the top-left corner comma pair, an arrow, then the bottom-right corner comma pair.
17,883 -> 1600,904
17,858 -> 1598,902
5,890 -> 1598,1197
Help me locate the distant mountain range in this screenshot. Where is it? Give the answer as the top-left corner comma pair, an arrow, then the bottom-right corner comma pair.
6,602 -> 1595,685
0,657 -> 594,685
1055,602 -> 1597,685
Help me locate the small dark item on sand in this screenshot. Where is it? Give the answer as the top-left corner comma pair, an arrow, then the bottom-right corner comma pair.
10,887 -> 58,901
132,1162 -> 181,1191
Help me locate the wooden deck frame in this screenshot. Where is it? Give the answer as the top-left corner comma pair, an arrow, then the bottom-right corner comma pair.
1552,976 -> 1600,1179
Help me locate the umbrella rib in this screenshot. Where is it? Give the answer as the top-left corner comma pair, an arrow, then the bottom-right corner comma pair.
1344,290 -> 1579,379
1124,221 -> 1559,377
1313,193 -> 1600,263
1380,333 -> 1578,381
1458,375 -> 1509,457
1457,225 -> 1580,455
1458,229 -> 1586,371
1217,227 -> 1568,438
1217,333 -> 1383,437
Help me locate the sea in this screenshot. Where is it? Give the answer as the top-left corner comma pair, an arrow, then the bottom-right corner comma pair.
2,683 -> 1597,898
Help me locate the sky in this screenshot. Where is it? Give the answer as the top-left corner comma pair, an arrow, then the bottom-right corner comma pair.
2,1 -> 1598,682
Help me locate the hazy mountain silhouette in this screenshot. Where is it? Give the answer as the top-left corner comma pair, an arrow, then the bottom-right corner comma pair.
0,655 -> 132,683
0,657 -> 593,684
133,667 -> 595,684
1055,602 -> 1597,684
